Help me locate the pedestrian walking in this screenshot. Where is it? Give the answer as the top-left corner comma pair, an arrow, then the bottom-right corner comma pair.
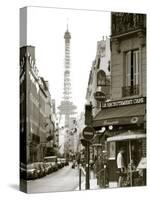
117,148 -> 125,187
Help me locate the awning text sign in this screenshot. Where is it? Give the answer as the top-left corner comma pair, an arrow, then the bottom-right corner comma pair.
102,97 -> 146,109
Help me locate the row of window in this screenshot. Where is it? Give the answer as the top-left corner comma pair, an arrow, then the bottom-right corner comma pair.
125,49 -> 139,87
96,49 -> 140,97
123,49 -> 139,97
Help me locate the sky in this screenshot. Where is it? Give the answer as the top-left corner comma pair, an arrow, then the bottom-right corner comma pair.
26,6 -> 111,115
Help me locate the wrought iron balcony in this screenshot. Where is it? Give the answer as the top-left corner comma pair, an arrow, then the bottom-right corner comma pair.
111,13 -> 146,36
122,85 -> 139,97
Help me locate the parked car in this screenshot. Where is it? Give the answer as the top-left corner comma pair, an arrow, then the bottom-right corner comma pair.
58,158 -> 67,167
57,158 -> 64,168
20,162 -> 26,179
44,156 -> 58,172
65,158 -> 69,166
33,162 -> 46,178
26,163 -> 38,180
44,162 -> 53,174
39,162 -> 47,177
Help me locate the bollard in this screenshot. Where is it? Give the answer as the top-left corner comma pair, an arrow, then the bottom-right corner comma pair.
85,143 -> 90,189
79,164 -> 81,190
104,164 -> 106,188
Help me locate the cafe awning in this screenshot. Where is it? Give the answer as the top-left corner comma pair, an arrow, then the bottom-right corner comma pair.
93,104 -> 146,128
107,130 -> 146,142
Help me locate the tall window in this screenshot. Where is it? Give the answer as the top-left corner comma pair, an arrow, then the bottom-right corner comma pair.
123,49 -> 139,97
97,58 -> 100,69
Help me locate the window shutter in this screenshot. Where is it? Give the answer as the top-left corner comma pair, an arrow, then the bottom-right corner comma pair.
133,50 -> 139,85
126,51 -> 131,86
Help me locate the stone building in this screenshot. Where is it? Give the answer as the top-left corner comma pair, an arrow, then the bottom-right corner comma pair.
86,37 -> 111,117
92,12 -> 146,188
20,46 -> 58,163
64,117 -> 78,159
85,37 -> 111,167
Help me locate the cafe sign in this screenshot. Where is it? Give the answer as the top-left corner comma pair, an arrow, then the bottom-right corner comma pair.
102,97 -> 146,109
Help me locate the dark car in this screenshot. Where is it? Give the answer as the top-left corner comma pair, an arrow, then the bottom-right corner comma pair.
57,158 -> 64,169
26,163 -> 38,180
20,162 -> 26,179
44,156 -> 58,172
59,158 -> 68,167
40,162 -> 47,177
51,161 -> 58,172
65,159 -> 69,166
61,158 -> 69,166
34,162 -> 46,178
44,162 -> 53,174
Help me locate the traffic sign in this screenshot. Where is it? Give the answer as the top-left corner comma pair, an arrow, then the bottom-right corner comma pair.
82,126 -> 95,141
94,91 -> 106,101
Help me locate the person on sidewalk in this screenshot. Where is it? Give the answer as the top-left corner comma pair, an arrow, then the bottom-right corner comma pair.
71,160 -> 76,169
117,148 -> 125,187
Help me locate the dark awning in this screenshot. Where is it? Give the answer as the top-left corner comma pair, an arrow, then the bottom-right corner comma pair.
93,104 -> 146,128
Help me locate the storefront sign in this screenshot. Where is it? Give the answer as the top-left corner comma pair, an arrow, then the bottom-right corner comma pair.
103,120 -> 119,125
102,97 -> 146,108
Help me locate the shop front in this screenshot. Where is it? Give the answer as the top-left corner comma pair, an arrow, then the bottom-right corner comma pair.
92,97 -> 146,188
107,131 -> 146,187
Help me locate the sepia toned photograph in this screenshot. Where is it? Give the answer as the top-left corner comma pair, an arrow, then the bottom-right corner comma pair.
20,6 -> 146,193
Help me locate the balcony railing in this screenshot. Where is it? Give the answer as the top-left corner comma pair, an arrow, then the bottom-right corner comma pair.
111,13 -> 146,36
122,85 -> 139,97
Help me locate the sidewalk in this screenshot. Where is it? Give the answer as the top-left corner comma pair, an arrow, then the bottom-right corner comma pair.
75,170 -> 100,190
75,178 -> 100,190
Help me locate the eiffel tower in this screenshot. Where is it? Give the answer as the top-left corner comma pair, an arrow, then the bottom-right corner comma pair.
58,25 -> 77,127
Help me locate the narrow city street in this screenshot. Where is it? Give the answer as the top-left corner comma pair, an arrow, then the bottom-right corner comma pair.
27,163 -> 84,193
19,10 -> 147,194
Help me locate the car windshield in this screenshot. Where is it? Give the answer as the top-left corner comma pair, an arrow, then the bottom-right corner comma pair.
44,157 -> 57,162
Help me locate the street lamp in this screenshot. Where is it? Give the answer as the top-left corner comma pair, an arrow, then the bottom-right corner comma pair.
108,125 -> 113,130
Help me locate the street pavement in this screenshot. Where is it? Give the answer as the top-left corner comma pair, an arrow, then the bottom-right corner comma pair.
75,179 -> 100,190
27,163 -> 84,193
75,170 -> 100,190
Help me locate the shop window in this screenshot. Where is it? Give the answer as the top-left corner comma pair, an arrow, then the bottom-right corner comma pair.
122,49 -> 139,97
108,142 -> 116,160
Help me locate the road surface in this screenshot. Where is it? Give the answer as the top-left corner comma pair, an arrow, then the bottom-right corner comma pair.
27,163 -> 84,193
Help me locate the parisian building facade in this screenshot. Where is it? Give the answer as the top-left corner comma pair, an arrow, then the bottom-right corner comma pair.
85,36 -> 111,168
20,46 -> 59,164
85,13 -> 146,188
86,36 -> 111,117
91,13 -> 146,188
